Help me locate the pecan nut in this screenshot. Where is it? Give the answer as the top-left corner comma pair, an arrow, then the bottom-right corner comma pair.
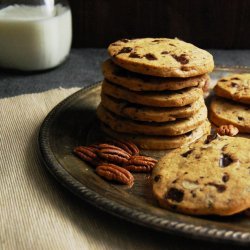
96,164 -> 134,185
108,139 -> 139,156
97,144 -> 131,165
201,79 -> 210,93
217,125 -> 239,136
124,155 -> 158,173
73,146 -> 103,166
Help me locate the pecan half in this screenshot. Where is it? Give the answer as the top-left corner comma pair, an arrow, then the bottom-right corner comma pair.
96,164 -> 134,185
97,144 -> 131,165
107,139 -> 139,156
73,146 -> 103,166
87,144 -> 100,152
124,155 -> 158,173
217,125 -> 239,136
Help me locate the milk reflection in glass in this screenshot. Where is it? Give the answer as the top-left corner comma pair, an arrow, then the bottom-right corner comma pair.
0,4 -> 72,71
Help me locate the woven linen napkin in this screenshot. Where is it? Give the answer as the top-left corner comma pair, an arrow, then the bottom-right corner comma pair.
0,88 -> 223,250
0,88 -> 155,250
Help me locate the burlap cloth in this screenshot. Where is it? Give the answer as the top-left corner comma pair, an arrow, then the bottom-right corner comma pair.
0,88 -> 236,250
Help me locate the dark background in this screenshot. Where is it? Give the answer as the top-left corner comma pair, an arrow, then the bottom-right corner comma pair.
68,0 -> 250,49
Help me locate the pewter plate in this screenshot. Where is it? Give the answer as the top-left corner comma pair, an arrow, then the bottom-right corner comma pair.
39,66 -> 250,246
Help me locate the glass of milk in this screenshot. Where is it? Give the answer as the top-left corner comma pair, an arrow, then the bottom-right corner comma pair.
0,0 -> 72,71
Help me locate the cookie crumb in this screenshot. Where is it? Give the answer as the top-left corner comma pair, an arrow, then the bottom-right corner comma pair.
120,39 -> 130,43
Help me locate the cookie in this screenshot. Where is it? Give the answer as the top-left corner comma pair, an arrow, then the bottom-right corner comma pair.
101,120 -> 211,150
214,74 -> 250,104
102,59 -> 209,91
97,104 -> 207,136
152,135 -> 250,216
108,38 -> 214,78
210,97 -> 250,133
102,80 -> 203,107
101,93 -> 205,122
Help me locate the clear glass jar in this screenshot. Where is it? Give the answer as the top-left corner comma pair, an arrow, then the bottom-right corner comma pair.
0,0 -> 72,71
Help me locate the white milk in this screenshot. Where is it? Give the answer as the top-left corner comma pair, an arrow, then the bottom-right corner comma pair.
0,4 -> 72,71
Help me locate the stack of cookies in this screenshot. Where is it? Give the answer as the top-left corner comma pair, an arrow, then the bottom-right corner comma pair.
97,38 -> 214,150
210,74 -> 250,133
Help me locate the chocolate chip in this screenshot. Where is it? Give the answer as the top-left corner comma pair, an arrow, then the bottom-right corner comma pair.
191,190 -> 196,198
144,53 -> 157,60
152,39 -> 161,42
181,149 -> 193,158
219,154 -> 233,167
222,173 -> 230,182
166,188 -> 184,202
129,52 -> 141,58
231,82 -> 238,87
204,133 -> 218,144
171,54 -> 189,64
185,131 -> 193,136
118,47 -> 133,54
219,79 -> 227,82
207,182 -> 227,193
172,179 -> 178,184
169,43 -> 176,47
120,39 -> 130,43
238,116 -> 244,121
154,175 -> 161,182
161,51 -> 169,55
231,77 -> 240,80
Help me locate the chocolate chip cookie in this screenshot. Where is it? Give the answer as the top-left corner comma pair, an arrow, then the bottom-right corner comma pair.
102,59 -> 209,91
152,135 -> 250,215
214,74 -> 250,104
102,79 -> 203,107
97,104 -> 207,136
210,97 -> 250,133
101,93 -> 204,122
101,120 -> 211,150
108,38 -> 214,78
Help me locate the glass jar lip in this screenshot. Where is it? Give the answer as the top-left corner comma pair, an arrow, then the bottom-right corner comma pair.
0,0 -> 70,9
0,2 -> 71,23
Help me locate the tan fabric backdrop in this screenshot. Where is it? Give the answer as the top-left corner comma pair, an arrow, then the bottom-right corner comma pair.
0,88 -> 232,250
